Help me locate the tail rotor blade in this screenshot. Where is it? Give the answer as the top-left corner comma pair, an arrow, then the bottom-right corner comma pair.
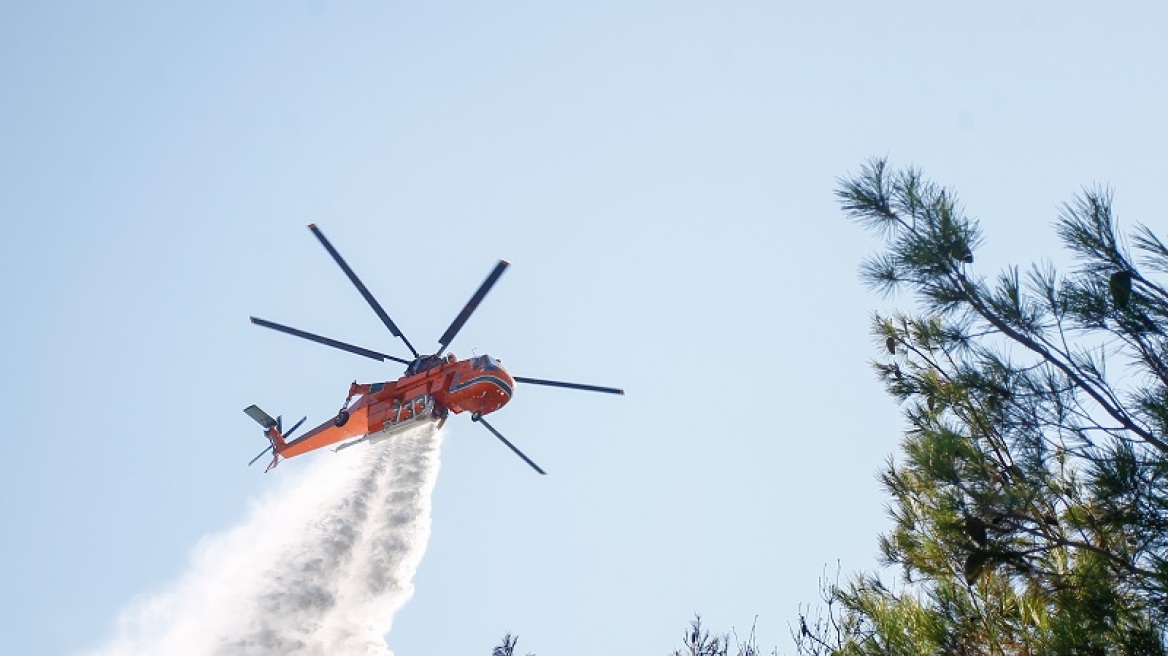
473,413 -> 546,475
248,444 -> 273,467
308,224 -> 420,358
250,317 -> 411,365
436,260 -> 509,355
283,416 -> 307,440
513,376 -> 624,395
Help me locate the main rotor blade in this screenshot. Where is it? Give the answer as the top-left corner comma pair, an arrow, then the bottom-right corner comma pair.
436,260 -> 509,355
308,224 -> 419,358
514,376 -> 625,395
474,414 -> 547,475
250,316 -> 412,365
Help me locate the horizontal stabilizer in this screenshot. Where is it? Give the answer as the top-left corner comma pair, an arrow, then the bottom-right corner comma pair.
243,404 -> 277,430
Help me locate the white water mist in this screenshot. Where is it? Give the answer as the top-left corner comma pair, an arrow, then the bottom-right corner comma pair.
85,426 -> 443,656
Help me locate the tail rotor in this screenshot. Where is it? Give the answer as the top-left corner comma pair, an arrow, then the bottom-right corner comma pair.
243,405 -> 306,472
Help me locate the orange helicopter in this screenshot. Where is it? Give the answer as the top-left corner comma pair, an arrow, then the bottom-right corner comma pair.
244,224 -> 623,475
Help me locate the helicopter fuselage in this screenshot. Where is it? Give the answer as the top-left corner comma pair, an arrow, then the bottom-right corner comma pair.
246,223 -> 622,475
275,354 -> 514,458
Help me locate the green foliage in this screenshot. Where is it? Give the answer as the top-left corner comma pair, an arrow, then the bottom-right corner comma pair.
490,617 -> 769,656
799,159 -> 1168,654
492,633 -> 535,656
493,633 -> 519,656
669,616 -> 768,656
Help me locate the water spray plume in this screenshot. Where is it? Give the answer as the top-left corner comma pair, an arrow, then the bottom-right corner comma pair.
85,426 -> 443,656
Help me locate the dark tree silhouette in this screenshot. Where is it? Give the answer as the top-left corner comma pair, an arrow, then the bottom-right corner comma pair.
797,158 -> 1168,654
492,632 -> 523,656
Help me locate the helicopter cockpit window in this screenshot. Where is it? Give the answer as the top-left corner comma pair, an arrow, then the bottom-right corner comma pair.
482,355 -> 501,371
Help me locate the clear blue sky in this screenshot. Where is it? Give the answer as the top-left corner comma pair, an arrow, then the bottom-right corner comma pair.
3,2 -> 1166,654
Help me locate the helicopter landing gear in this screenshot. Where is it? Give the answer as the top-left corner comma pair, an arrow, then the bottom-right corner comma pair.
333,383 -> 359,428
432,405 -> 449,429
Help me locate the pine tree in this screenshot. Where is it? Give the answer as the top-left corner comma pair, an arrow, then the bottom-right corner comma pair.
797,159 -> 1168,655
492,633 -> 525,656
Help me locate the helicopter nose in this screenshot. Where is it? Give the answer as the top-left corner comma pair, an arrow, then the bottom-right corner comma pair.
478,365 -> 514,415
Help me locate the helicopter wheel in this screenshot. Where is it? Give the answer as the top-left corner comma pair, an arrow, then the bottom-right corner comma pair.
334,410 -> 350,427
